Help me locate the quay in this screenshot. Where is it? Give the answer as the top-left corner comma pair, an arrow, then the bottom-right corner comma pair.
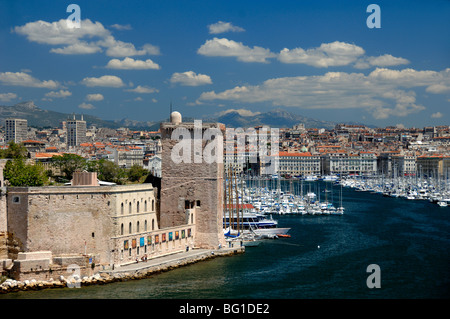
102,246 -> 244,276
0,246 -> 244,294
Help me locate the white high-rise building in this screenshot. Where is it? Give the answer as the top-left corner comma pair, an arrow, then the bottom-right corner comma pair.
5,118 -> 28,144
66,114 -> 86,147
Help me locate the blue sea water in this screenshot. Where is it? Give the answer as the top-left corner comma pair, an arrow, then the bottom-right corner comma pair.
1,182 -> 449,299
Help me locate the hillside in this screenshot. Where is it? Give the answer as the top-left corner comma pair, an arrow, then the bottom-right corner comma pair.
212,108 -> 337,129
0,101 -> 124,129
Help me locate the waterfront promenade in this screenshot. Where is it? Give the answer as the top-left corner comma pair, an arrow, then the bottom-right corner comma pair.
101,246 -> 245,276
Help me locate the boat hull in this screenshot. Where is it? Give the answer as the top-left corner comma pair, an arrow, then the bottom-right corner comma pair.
253,227 -> 290,237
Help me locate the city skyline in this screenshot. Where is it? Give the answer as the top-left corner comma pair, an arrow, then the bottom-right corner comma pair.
0,0 -> 449,128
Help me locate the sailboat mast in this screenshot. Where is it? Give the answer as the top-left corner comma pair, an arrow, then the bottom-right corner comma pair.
235,169 -> 240,233
229,166 -> 234,231
223,170 -> 228,228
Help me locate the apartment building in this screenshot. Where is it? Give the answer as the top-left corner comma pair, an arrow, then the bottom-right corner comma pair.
322,152 -> 377,176
278,151 -> 320,177
5,118 -> 28,144
66,115 -> 87,147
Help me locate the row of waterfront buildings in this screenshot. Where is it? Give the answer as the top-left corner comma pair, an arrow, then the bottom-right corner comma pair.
275,151 -> 449,178
2,118 -> 450,179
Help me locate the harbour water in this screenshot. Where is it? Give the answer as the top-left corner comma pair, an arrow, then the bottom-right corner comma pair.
1,181 -> 449,299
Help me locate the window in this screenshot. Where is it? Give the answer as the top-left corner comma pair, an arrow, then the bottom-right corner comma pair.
121,203 -> 124,215
152,219 -> 155,230
129,222 -> 132,234
145,220 -> 147,231
121,224 -> 124,235
137,201 -> 140,213
152,200 -> 154,211
137,221 -> 140,232
144,200 -> 147,211
129,202 -> 132,214
12,196 -> 20,204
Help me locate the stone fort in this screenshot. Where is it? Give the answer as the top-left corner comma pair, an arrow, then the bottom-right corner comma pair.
0,112 -> 226,281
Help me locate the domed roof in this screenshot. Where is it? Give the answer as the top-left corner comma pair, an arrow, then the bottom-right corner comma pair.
170,111 -> 182,125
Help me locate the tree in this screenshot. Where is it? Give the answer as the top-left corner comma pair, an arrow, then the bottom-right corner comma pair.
96,159 -> 127,185
52,153 -> 87,180
4,159 -> 47,186
127,164 -> 149,182
0,141 -> 28,159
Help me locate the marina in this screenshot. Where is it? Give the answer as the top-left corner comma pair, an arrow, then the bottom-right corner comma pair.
222,171 -> 448,250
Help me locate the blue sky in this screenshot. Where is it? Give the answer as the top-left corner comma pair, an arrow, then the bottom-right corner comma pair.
0,0 -> 449,128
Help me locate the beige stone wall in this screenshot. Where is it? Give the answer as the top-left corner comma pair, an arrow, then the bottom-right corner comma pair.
6,184 -> 158,267
6,187 -> 113,264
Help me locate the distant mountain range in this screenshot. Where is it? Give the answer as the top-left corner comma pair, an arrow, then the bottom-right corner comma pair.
0,101 -> 372,131
210,108 -> 337,129
0,101 -> 125,129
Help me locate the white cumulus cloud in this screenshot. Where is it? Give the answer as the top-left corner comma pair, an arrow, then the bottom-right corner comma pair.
14,19 -> 160,58
110,24 -> 132,31
426,83 -> 450,94
99,36 -> 160,57
86,93 -> 104,101
354,54 -> 410,69
126,85 -> 159,94
208,21 -> 245,34
170,71 -> 213,86
45,89 -> 72,98
81,75 -> 125,87
278,41 -> 365,67
50,41 -> 102,55
0,93 -> 18,102
0,72 -> 59,89
198,37 -> 276,63
14,19 -> 109,45
431,112 -> 443,118
106,57 -> 160,70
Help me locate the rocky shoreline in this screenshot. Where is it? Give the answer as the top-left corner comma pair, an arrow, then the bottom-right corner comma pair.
1,272 -> 122,293
0,247 -> 244,295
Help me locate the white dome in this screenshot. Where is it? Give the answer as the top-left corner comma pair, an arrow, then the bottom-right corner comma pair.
170,111 -> 182,125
